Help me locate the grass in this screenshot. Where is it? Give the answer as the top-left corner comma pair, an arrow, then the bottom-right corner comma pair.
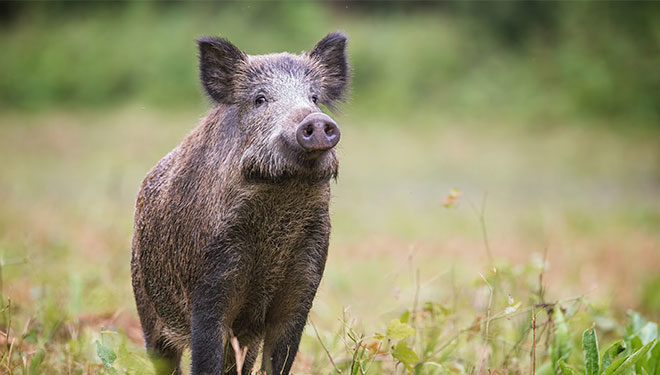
1,3 -> 659,372
0,106 -> 658,374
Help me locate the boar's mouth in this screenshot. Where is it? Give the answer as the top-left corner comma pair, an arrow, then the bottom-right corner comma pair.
240,136 -> 338,184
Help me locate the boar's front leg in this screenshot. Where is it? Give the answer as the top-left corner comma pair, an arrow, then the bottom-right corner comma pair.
262,231 -> 329,374
262,276 -> 324,374
190,259 -> 233,375
190,293 -> 227,375
190,310 -> 226,374
262,311 -> 309,375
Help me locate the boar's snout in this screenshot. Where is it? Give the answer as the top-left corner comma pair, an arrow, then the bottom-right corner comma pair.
296,113 -> 340,153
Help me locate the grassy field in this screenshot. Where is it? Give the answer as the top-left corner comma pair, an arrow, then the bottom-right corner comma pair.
0,106 -> 658,374
1,2 -> 659,374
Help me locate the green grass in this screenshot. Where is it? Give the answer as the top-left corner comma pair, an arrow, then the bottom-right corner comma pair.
0,107 -> 658,374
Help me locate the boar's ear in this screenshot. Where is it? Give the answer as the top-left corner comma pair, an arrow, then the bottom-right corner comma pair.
309,32 -> 349,103
198,36 -> 246,104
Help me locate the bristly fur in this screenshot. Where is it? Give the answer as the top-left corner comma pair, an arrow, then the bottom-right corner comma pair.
132,32 -> 349,375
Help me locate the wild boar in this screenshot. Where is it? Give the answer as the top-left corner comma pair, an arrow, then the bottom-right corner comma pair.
131,32 -> 349,375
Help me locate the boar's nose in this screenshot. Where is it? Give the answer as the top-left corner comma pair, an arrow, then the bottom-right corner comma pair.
296,113 -> 340,152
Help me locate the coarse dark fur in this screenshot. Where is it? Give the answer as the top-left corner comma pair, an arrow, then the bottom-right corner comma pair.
131,32 -> 349,375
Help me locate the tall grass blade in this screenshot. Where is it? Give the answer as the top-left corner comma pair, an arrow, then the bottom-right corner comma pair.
648,341 -> 660,375
29,349 -> 45,375
552,308 -> 572,374
583,327 -> 600,375
603,340 -> 656,375
602,357 -> 628,375
601,340 -> 625,372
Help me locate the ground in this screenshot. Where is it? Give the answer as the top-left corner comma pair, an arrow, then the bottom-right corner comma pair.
0,107 -> 658,374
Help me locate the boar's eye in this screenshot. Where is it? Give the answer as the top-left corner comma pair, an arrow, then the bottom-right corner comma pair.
311,95 -> 319,104
255,95 -> 267,106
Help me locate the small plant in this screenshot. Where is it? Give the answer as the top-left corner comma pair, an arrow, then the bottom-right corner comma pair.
549,312 -> 658,375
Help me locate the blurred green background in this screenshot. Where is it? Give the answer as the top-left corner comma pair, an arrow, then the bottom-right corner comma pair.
0,1 -> 659,373
2,1 -> 660,127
